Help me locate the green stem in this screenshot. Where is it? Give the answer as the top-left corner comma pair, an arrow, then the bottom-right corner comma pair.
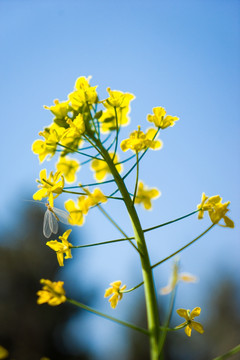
67,298 -> 149,335
151,224 -> 215,269
63,189 -> 123,201
57,142 -> 104,160
212,344 -> 240,360
94,137 -> 160,360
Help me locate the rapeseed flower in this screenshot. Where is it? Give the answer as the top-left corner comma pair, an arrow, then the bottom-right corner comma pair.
37,279 -> 66,306
56,156 -> 80,183
104,281 -> 126,309
160,260 -> 197,295
147,107 -> 179,129
176,307 -> 204,337
46,229 -> 73,266
197,193 -> 234,228
121,126 -> 162,152
135,181 -> 160,210
33,169 -> 64,207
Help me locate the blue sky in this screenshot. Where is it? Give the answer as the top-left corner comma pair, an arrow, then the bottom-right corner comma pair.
1,1 -> 240,359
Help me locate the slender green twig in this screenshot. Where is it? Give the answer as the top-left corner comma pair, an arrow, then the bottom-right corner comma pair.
158,286 -> 177,355
57,142 -> 104,160
212,344 -> 240,360
67,298 -> 149,335
96,203 -> 142,255
151,224 -> 215,269
62,189 -> 123,201
120,281 -> 144,293
132,152 -> 139,205
71,236 -> 134,249
144,210 -> 199,233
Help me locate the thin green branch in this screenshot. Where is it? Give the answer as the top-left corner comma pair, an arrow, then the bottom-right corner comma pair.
144,210 -> 199,233
158,285 -> 177,354
67,298 -> 149,335
151,224 -> 215,269
120,281 -> 144,294
132,152 -> 139,205
57,142 -> 104,160
96,203 -> 142,255
112,106 -> 119,163
62,189 -> 123,201
212,344 -> 240,360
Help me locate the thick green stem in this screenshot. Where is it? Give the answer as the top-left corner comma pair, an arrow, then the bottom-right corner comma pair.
95,138 -> 160,360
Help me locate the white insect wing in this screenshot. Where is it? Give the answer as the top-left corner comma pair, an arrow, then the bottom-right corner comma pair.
52,207 -> 70,225
43,209 -> 58,238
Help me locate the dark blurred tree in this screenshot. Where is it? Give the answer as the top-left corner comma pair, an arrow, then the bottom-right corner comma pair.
0,203 -> 90,360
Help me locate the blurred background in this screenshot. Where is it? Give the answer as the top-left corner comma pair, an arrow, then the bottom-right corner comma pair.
0,0 -> 239,359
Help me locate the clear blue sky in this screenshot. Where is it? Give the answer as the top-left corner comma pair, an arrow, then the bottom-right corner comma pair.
1,1 -> 240,359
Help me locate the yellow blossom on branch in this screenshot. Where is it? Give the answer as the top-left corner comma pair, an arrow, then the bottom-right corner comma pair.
33,169 -> 64,207
91,152 -> 123,181
46,229 -> 73,266
56,156 -> 80,183
64,197 -> 88,226
37,279 -> 66,306
99,88 -> 135,132
197,192 -> 234,228
104,281 -> 127,309
120,126 -> 162,152
44,99 -> 70,119
135,181 -> 161,210
68,76 -> 98,110
160,260 -> 197,295
176,307 -> 204,337
147,106 -> 179,129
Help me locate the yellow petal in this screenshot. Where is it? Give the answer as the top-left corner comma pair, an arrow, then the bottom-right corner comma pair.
192,321 -> 204,334
190,307 -> 201,319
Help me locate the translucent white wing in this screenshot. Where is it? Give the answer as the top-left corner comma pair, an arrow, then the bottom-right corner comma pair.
49,210 -> 58,234
52,207 -> 70,225
43,209 -> 52,238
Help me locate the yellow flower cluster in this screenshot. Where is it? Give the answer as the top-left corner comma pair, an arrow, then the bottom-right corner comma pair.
104,281 -> 126,309
65,188 -> 107,226
37,279 -> 66,306
197,193 -> 234,228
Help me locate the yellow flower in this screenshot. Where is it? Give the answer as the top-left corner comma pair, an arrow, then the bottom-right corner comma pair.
56,156 -> 80,183
64,114 -> 86,139
99,89 -> 135,132
104,281 -> 126,309
176,307 -> 204,337
44,99 -> 70,119
147,107 -> 179,129
46,229 -> 73,266
82,187 -> 107,207
120,126 -> 162,152
32,124 -> 65,163
135,181 -> 160,210
91,152 -> 123,181
33,169 -> 64,207
37,279 -> 66,306
160,260 -> 197,295
0,345 -> 9,359
197,193 -> 234,228
64,196 -> 89,226
68,76 -> 98,110
105,88 -> 135,108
